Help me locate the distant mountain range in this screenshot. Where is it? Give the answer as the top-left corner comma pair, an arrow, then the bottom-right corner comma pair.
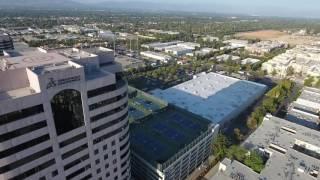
0,0 -> 215,12
1,0 -> 319,18
0,0 -> 84,9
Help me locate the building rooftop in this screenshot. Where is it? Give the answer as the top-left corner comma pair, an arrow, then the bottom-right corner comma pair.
165,45 -> 193,52
142,41 -> 183,49
290,102 -> 319,115
129,87 -> 212,167
285,87 -> 320,130
216,54 -> 241,62
0,33 -> 11,42
152,73 -> 267,124
241,58 -> 261,65
0,86 -> 36,101
1,52 -> 71,70
298,87 -> 320,105
141,51 -> 171,58
209,158 -> 260,180
32,62 -> 77,75
201,48 -> 218,52
212,115 -> 320,180
130,107 -> 212,167
83,47 -> 113,54
177,42 -> 200,48
223,39 -> 249,47
286,108 -> 319,130
53,48 -> 97,60
147,29 -> 180,35
115,55 -> 145,70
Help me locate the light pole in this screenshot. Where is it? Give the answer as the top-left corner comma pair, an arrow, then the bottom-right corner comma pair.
113,35 -> 116,56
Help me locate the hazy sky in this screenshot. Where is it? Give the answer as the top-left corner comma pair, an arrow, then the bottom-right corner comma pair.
75,0 -> 320,18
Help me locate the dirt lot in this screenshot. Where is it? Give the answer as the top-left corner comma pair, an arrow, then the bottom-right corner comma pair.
235,30 -> 287,40
271,35 -> 320,45
235,30 -> 320,45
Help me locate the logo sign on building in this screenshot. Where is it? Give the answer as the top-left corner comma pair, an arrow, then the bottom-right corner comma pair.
46,76 -> 81,89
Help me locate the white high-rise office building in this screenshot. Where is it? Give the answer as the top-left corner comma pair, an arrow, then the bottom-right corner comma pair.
0,33 -> 14,56
0,47 -> 130,180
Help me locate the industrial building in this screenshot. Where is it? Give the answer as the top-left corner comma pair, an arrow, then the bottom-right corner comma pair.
98,30 -> 115,40
176,42 -> 201,50
140,51 -> 172,63
210,114 -> 320,180
147,29 -> 180,35
0,33 -> 14,56
164,45 -> 193,56
128,87 -> 219,180
194,48 -> 218,56
202,35 -> 219,42
0,47 -> 130,180
141,41 -> 183,51
286,87 -> 320,130
152,73 -> 267,125
223,39 -> 249,48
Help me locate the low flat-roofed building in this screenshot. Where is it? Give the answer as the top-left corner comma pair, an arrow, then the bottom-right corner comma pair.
202,35 -> 219,42
98,30 -> 115,39
141,41 -> 183,51
241,58 -> 261,65
177,42 -> 201,50
152,73 -> 267,125
164,45 -> 193,56
297,87 -> 320,109
216,54 -> 241,63
209,115 -> 320,180
286,87 -> 320,129
195,48 -> 218,56
141,51 -> 172,63
147,29 -> 180,35
129,87 -> 218,180
223,39 -> 249,48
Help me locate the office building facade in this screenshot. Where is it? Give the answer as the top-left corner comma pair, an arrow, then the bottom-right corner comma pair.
0,33 -> 14,55
0,47 -> 130,180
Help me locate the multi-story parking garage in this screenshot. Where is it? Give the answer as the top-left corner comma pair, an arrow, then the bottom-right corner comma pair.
128,88 -> 219,180
0,47 -> 130,180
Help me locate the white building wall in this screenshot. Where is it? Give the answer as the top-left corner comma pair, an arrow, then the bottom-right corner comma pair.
0,61 -> 130,180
